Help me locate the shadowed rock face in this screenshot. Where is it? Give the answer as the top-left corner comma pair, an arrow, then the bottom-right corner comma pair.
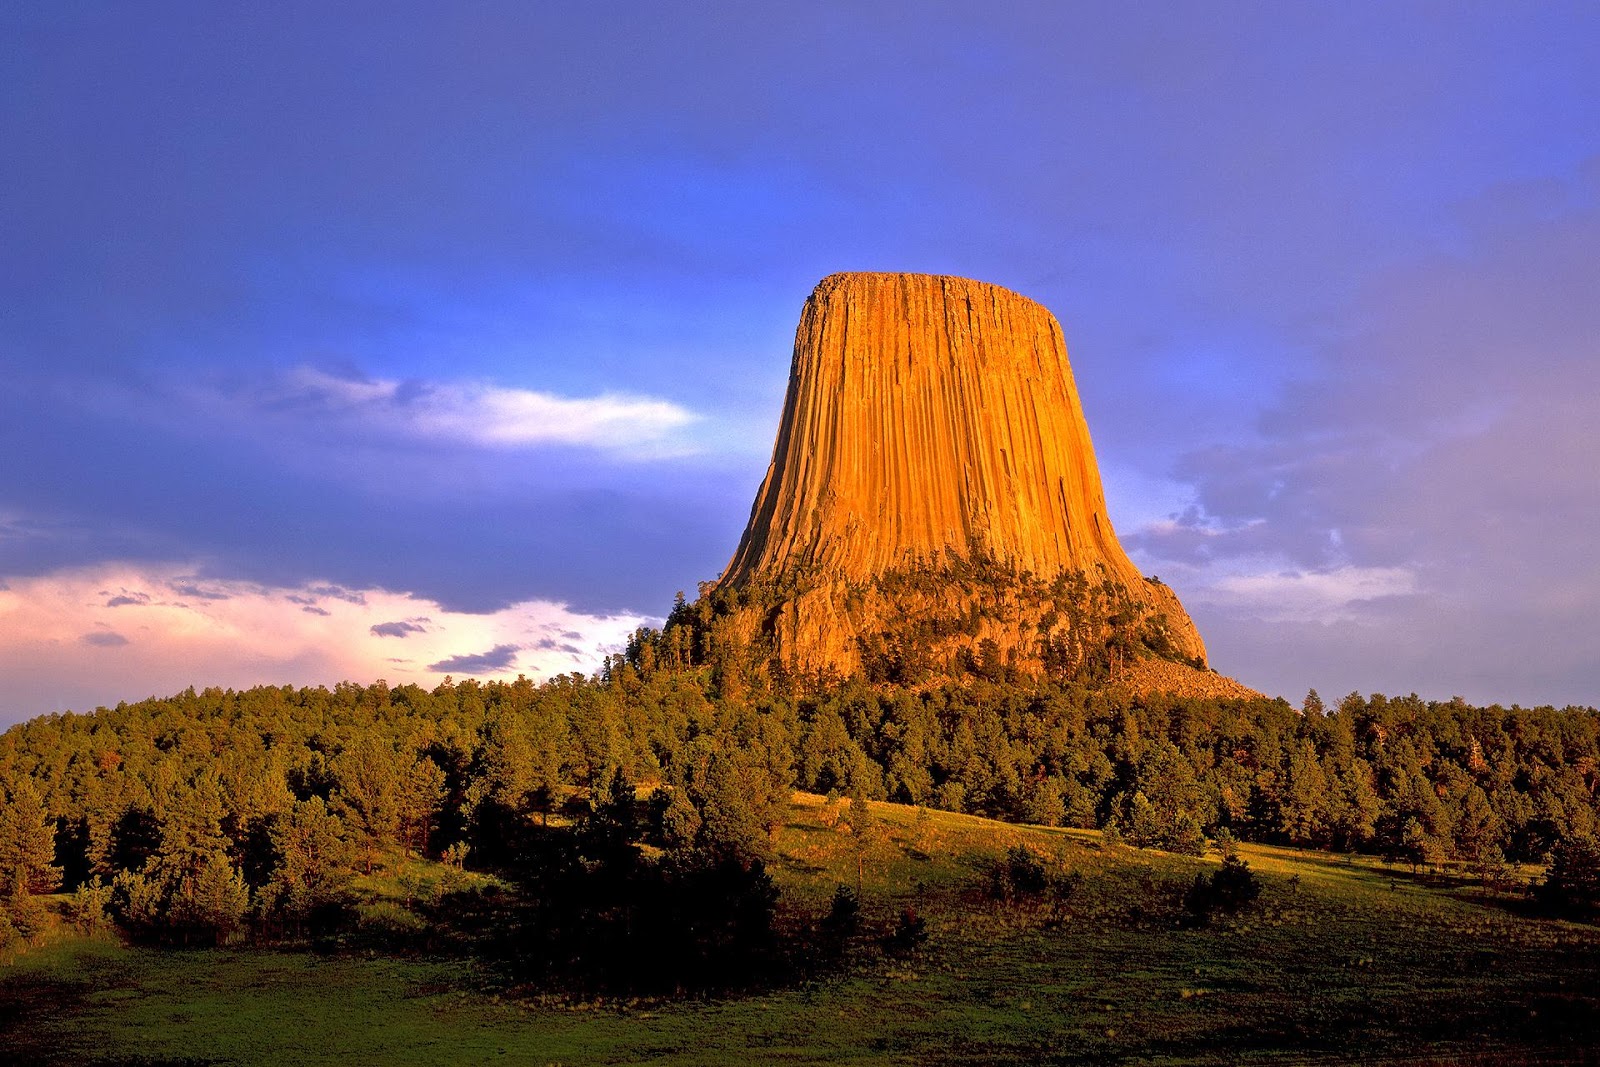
715,272 -> 1208,683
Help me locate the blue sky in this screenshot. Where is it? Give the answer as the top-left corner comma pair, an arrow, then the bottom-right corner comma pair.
4,3 -> 1598,721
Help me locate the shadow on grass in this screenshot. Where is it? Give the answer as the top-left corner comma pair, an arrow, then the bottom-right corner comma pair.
0,966 -> 98,1067
1370,861 -> 1562,923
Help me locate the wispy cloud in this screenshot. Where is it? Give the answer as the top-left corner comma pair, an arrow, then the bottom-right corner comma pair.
168,579 -> 232,601
1192,564 -> 1418,624
427,644 -> 520,673
370,619 -> 428,638
0,563 -> 653,721
255,368 -> 701,456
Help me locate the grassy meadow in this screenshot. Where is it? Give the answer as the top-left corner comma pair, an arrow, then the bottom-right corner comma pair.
4,794 -> 1599,1066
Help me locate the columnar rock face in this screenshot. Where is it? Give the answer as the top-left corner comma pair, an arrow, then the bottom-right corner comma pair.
713,272 -> 1208,684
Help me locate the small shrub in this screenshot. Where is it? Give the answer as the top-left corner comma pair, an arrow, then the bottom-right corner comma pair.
1165,812 -> 1208,857
4,892 -> 51,942
883,906 -> 928,955
819,884 -> 860,945
64,878 -> 113,935
990,845 -> 1049,902
1210,855 -> 1263,911
1185,855 -> 1263,927
1043,870 -> 1084,927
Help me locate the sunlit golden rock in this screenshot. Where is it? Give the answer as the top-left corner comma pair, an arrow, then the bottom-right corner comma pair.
710,272 -> 1217,688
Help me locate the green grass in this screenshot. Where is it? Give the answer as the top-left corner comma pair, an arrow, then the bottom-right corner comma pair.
5,798 -> 1600,1066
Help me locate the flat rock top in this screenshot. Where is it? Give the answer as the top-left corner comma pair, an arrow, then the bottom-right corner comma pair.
810,271 -> 1047,305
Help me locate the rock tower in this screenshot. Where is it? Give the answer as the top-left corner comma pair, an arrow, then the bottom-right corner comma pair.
706,272 -> 1211,687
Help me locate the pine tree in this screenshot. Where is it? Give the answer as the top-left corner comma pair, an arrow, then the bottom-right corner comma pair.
648,785 -> 702,850
399,756 -> 446,855
1328,758 -> 1381,851
844,780 -> 883,897
1281,740 -> 1332,847
332,735 -> 405,874
151,773 -> 230,885
110,869 -> 165,939
583,765 -> 640,868
0,775 -> 59,897
691,746 -> 769,861
270,796 -> 353,914
470,709 -> 565,824
172,852 -> 249,945
1538,835 -> 1600,917
1453,785 -> 1503,863
64,878 -> 113,935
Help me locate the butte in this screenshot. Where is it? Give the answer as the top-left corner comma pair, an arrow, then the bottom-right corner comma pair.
680,272 -> 1253,698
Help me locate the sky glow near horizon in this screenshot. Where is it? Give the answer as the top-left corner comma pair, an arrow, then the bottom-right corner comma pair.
0,564 -> 650,714
3,4 -> 1599,721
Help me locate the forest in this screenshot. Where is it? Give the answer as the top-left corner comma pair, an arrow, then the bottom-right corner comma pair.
5,614 -> 1600,971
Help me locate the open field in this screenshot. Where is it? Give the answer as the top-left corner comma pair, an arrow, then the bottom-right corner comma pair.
5,795 -> 1600,1066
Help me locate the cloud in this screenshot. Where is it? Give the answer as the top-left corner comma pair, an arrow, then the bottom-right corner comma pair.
370,619 -> 428,638
1190,564 -> 1418,624
1125,164 -> 1600,706
0,563 -> 653,723
303,584 -> 368,606
105,592 -> 151,608
244,368 -> 701,457
168,580 -> 231,601
427,644 -> 520,673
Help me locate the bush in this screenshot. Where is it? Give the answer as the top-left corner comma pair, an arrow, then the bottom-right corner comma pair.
819,883 -> 860,948
64,879 -> 112,935
4,892 -> 51,942
1210,855 -> 1263,911
883,906 -> 928,955
1538,835 -> 1600,918
1184,855 -> 1263,926
989,845 -> 1049,902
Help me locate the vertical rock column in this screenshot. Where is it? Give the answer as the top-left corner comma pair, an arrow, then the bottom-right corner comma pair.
718,271 -> 1206,677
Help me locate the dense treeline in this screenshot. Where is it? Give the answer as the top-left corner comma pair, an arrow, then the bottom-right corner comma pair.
3,661 -> 1600,948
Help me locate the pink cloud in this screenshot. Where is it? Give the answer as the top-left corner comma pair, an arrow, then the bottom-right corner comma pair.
0,563 -> 653,722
